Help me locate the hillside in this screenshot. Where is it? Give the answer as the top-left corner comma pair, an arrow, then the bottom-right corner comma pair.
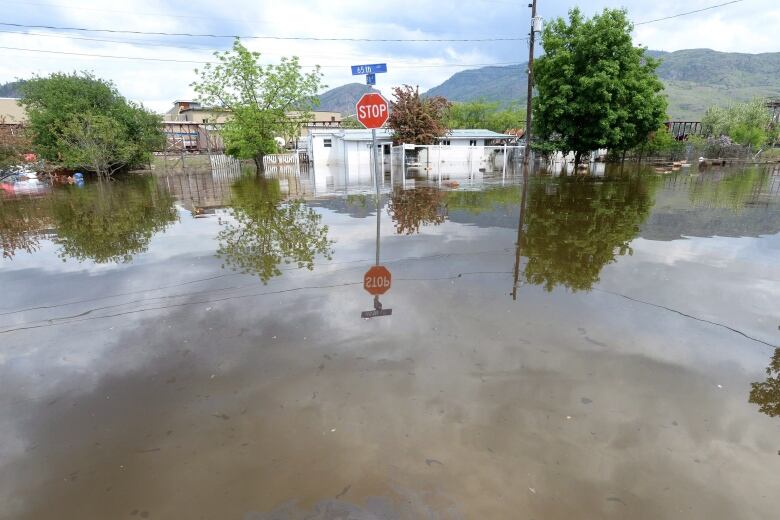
424,65 -> 527,106
317,83 -> 380,115
0,80 -> 26,98
420,49 -> 780,120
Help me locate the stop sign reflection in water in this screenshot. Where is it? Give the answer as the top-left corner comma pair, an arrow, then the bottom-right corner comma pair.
363,265 -> 392,295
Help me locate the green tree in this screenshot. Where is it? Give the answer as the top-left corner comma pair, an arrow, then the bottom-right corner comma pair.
702,99 -> 773,147
217,175 -> 332,282
520,174 -> 659,291
447,100 -> 524,133
50,177 -> 177,263
192,39 -> 323,168
749,348 -> 780,418
19,72 -> 163,176
533,8 -> 667,165
0,194 -> 50,259
388,85 -> 451,145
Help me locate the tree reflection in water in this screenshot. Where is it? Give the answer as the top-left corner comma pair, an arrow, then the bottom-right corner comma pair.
387,186 -> 446,235
1,176 -> 176,263
750,348 -> 780,418
51,177 -> 177,263
520,174 -> 659,292
217,175 -> 332,283
0,195 -> 50,259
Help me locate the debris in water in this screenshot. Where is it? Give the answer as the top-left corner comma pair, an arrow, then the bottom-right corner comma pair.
528,487 -> 536,494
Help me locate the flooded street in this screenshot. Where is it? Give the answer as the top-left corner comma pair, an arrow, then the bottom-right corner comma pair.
1,163 -> 779,519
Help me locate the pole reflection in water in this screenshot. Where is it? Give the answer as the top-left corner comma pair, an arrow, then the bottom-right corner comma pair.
361,149 -> 392,319
512,163 -> 530,300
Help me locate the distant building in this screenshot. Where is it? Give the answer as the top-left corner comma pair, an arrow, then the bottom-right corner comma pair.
308,128 -> 513,167
164,100 -> 231,124
164,101 -> 342,138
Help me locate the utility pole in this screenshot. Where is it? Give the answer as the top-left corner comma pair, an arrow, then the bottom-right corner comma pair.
523,0 -> 538,164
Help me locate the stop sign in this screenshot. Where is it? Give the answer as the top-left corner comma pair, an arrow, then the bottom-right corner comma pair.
355,93 -> 389,129
363,265 -> 392,295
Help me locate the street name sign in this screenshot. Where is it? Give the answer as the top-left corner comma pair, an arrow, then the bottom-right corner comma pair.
351,63 -> 388,75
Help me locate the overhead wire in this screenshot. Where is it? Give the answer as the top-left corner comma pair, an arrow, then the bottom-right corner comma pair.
634,0 -> 745,25
0,21 -> 526,42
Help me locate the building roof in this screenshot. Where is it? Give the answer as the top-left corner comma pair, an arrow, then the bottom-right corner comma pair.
445,129 -> 514,139
311,128 -> 513,141
0,97 -> 26,123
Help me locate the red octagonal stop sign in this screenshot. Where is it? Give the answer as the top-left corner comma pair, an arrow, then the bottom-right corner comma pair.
356,93 -> 389,129
364,265 -> 392,295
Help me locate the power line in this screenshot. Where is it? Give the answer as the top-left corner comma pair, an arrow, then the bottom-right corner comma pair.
0,45 -> 522,69
634,0 -> 745,25
2,0 -> 275,26
0,21 -> 527,42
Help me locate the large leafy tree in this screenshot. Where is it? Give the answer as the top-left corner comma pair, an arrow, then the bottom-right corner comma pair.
520,174 -> 659,292
387,85 -> 451,144
216,175 -> 332,283
533,8 -> 667,164
192,39 -> 323,168
19,73 -> 163,176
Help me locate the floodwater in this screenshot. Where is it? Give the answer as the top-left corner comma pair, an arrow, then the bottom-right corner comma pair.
1,162 -> 779,519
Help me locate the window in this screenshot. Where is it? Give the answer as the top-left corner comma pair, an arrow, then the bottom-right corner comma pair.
202,118 -> 209,124
440,140 -> 451,146
323,138 -> 332,148
469,139 -> 478,146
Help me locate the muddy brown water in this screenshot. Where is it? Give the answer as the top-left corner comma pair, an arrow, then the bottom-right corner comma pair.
1,163 -> 779,519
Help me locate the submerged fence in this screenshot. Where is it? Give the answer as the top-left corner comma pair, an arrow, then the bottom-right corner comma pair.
389,144 -> 525,182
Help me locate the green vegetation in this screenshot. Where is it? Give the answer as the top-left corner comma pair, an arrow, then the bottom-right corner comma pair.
387,85 -> 451,145
216,174 -> 332,282
19,72 -> 163,176
688,167 -> 770,212
701,99 -> 774,147
50,177 -> 177,263
192,39 -> 323,168
629,124 -> 685,160
533,8 -> 667,164
1,176 -> 176,262
447,100 -> 524,133
520,174 -> 659,292
419,49 -> 780,120
750,348 -> 780,418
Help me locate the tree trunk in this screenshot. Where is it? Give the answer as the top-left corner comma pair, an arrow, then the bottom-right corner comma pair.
254,155 -> 263,172
621,150 -> 626,164
574,151 -> 581,168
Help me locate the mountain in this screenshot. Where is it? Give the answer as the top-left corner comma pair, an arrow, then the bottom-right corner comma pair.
0,80 -> 26,98
424,65 -> 527,106
650,49 -> 780,119
317,83 -> 381,115
420,49 -> 780,120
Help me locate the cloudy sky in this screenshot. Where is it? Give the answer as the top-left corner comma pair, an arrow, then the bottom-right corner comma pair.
0,0 -> 777,112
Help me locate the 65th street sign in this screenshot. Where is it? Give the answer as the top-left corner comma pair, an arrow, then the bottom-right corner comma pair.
351,63 -> 388,75
355,93 -> 389,129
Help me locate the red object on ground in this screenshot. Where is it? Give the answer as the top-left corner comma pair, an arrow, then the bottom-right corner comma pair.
23,153 -> 37,162
363,265 -> 392,295
355,93 -> 389,129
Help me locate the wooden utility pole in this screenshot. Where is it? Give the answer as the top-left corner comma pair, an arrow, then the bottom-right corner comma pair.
523,0 -> 538,164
